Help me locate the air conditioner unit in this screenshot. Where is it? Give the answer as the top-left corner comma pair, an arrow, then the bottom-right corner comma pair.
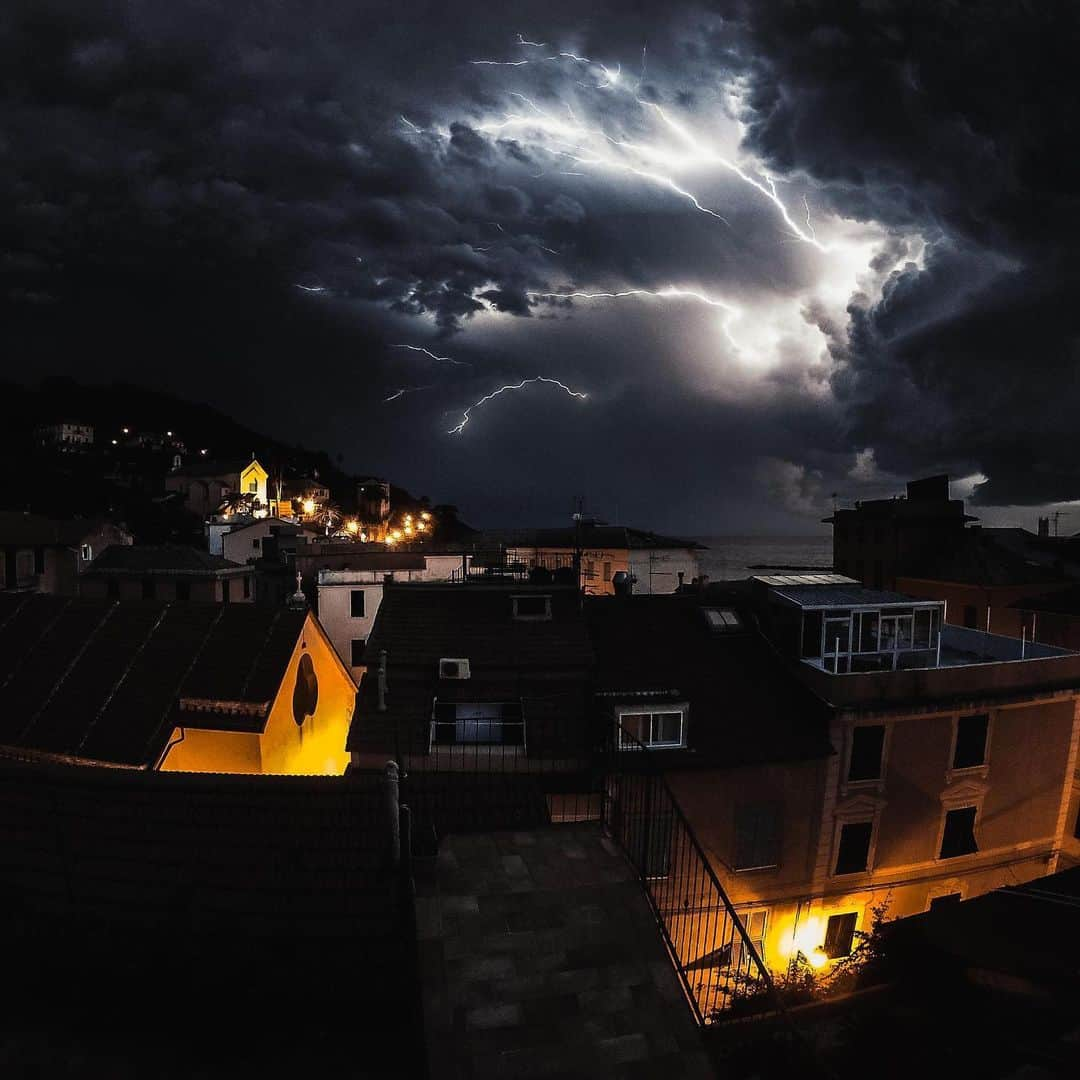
438,657 -> 471,680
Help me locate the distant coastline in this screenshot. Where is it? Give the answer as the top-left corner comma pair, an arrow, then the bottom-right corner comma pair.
692,535 -> 833,582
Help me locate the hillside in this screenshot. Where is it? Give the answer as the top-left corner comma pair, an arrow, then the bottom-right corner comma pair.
0,378 -> 471,543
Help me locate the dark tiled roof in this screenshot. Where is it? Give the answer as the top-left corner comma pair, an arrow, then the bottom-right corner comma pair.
348,584 -> 593,753
86,544 -> 242,574
585,594 -> 833,767
0,511 -> 110,547
299,549 -> 427,571
0,596 -> 307,766
768,583 -> 928,608
903,531 -> 1067,586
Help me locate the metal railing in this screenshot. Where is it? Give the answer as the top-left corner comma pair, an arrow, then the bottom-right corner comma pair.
603,724 -> 785,1024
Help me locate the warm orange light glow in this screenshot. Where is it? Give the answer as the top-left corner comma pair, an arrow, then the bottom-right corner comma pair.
416,521 -> 426,531
421,511 -> 431,521
385,535 -> 396,545
346,519 -> 359,534
776,914 -> 830,969
302,498 -> 316,515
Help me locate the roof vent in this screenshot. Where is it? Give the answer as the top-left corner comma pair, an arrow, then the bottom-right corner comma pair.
439,657 -> 471,680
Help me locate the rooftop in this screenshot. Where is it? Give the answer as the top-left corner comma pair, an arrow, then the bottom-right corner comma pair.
85,544 -> 244,575
0,510 -> 118,547
901,528 -> 1069,586
754,574 -> 928,609
0,595 -> 308,765
348,584 -> 593,754
585,594 -> 833,767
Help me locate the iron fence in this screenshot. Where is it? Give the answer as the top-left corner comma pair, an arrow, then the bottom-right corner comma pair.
603,725 -> 785,1024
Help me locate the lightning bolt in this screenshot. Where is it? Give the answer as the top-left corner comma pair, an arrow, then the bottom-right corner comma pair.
530,287 -> 743,350
293,284 -> 326,293
516,34 -> 547,47
390,344 -> 472,367
448,377 -> 588,434
384,385 -> 433,402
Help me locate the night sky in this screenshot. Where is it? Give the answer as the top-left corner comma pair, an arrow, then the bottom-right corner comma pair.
4,2 -> 1078,531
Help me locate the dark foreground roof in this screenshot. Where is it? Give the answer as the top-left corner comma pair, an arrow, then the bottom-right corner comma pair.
888,865 -> 1080,984
585,594 -> 833,766
0,595 -> 307,765
85,544 -> 242,575
348,584 -> 593,753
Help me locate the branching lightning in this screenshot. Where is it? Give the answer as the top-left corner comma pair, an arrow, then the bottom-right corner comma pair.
448,377 -> 588,434
390,344 -> 472,367
531,287 -> 743,350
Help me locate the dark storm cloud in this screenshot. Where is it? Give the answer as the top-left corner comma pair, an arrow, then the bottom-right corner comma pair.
3,0 -> 1076,527
725,0 -> 1080,505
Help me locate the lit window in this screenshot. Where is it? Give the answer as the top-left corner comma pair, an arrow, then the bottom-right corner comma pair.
823,913 -> 858,958
834,821 -> 873,875
953,714 -> 989,770
248,481 -> 257,493
725,909 -> 768,969
617,709 -> 686,749
940,807 -> 978,859
848,726 -> 885,782
81,544 -> 92,562
733,803 -> 781,871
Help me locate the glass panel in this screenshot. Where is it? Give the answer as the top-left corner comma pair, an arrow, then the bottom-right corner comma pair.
619,713 -> 649,747
913,609 -> 933,648
859,612 -> 880,652
896,615 -> 913,649
652,712 -> 683,746
825,618 -> 851,654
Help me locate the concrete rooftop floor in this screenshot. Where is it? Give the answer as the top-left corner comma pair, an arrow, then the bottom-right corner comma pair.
415,824 -> 715,1080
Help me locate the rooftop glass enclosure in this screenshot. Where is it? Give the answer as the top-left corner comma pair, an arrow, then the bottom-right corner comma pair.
754,576 -> 946,673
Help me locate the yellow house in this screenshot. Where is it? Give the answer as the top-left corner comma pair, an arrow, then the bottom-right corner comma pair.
0,595 -> 355,776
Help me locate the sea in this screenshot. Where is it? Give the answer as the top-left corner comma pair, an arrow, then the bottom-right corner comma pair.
691,535 -> 834,582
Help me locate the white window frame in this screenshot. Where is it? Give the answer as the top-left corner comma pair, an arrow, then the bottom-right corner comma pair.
616,704 -> 688,750
830,813 -> 880,878
80,544 -> 92,562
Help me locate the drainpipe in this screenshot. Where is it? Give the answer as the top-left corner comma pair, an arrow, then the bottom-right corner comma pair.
377,648 -> 388,712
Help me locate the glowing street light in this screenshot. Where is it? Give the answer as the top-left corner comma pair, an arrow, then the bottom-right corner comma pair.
302,498 -> 316,516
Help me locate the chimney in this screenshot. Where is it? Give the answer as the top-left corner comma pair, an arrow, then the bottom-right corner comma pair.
377,649 -> 388,712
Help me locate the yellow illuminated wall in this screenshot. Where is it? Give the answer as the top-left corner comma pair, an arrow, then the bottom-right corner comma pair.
159,613 -> 356,776
240,459 -> 269,505
259,614 -> 356,775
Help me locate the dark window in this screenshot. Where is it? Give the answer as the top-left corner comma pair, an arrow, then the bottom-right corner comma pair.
929,893 -> 962,910
431,701 -> 524,746
513,594 -> 551,619
940,807 -> 978,858
824,913 -> 858,958
222,579 -> 231,604
734,803 -> 782,871
351,639 -> 366,666
107,578 -> 120,599
175,580 -> 190,601
848,726 -> 885,782
350,589 -> 365,618
963,605 -> 978,629
141,578 -> 156,600
953,714 -> 988,769
33,547 -> 45,575
834,821 -> 873,875
243,576 -> 251,599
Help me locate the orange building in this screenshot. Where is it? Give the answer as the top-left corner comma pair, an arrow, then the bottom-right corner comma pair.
0,594 -> 355,775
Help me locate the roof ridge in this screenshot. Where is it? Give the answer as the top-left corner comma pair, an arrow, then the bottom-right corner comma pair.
77,603 -> 172,755
19,602 -> 117,744
238,607 -> 286,701
143,604 -> 227,767
0,597 -> 72,695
